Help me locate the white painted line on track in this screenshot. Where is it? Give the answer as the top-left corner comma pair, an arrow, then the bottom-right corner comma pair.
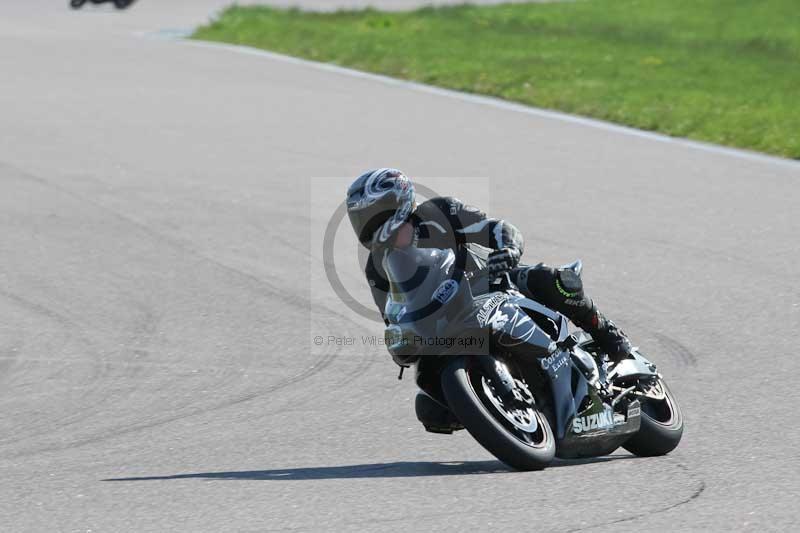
143,29 -> 800,170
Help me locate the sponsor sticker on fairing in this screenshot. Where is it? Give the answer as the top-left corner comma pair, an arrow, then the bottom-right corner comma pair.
540,351 -> 569,372
476,293 -> 508,326
432,279 -> 459,304
572,407 -> 615,434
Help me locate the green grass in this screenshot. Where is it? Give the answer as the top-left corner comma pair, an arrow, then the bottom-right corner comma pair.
194,1 -> 800,158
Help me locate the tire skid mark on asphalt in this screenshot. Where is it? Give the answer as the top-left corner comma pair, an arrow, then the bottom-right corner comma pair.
1,319 -> 344,460
651,332 -> 698,368
0,315 -> 24,383
0,355 -> 280,376
267,223 -> 382,388
1,309 -> 351,460
0,161 -> 295,304
259,231 -> 381,388
0,161 -> 368,459
564,460 -> 705,533
1,160 -> 365,337
1,338 -> 343,461
36,302 -> 162,437
0,341 -> 21,383
571,289 -> 700,376
572,264 -> 707,374
0,288 -> 111,446
332,348 -> 376,386
100,456 -> 703,532
0,288 -> 96,354
0,299 -> 164,442
228,459 -> 704,533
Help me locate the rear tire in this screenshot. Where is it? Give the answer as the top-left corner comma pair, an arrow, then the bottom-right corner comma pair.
623,379 -> 683,456
441,356 -> 555,470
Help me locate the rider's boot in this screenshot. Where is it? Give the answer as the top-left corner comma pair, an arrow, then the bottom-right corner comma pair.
575,306 -> 633,363
511,263 -> 634,363
415,391 -> 464,434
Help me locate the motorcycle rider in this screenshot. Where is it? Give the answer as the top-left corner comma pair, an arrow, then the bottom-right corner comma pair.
346,168 -> 633,431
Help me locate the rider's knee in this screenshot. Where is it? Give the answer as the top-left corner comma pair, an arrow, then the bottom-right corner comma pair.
513,263 -> 585,308
555,267 -> 584,300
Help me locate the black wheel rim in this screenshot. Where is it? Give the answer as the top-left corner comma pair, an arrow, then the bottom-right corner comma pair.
641,380 -> 676,426
467,364 -> 549,448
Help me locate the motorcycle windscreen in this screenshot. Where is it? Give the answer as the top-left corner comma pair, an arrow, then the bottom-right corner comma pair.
383,246 -> 455,329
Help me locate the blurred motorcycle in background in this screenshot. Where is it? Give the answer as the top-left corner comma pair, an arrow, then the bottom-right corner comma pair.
70,0 -> 135,9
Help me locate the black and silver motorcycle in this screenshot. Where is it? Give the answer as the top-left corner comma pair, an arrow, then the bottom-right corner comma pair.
383,246 -> 683,470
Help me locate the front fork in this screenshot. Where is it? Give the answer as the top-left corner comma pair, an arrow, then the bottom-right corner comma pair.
469,356 -> 534,409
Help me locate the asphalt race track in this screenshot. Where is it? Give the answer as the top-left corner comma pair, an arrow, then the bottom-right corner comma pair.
2,1 -> 799,531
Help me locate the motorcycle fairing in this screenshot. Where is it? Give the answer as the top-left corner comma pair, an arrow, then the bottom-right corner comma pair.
608,351 -> 659,381
506,294 -> 642,455
384,245 -> 650,458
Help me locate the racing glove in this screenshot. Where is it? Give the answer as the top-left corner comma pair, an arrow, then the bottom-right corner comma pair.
487,247 -> 521,274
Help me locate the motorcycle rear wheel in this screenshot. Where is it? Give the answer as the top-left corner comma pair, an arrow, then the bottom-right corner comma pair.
623,379 -> 683,456
441,356 -> 555,471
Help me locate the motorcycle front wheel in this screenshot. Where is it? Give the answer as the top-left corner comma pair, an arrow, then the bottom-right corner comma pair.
441,356 -> 555,471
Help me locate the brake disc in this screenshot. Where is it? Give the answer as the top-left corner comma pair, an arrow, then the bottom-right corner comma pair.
481,376 -> 538,433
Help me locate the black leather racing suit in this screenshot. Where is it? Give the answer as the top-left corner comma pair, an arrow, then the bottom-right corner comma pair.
364,196 -> 602,332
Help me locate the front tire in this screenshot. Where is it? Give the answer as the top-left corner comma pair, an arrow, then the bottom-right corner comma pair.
623,379 -> 683,456
441,356 -> 555,470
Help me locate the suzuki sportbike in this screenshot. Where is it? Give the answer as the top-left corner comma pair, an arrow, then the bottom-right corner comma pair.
383,246 -> 683,470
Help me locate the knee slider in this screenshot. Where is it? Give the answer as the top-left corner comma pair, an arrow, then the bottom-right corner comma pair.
556,268 -> 583,298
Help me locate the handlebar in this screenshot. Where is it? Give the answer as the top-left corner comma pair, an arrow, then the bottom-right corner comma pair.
466,268 -> 515,293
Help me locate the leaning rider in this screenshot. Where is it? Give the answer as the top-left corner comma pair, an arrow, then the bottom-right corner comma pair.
345,168 -> 633,361
346,169 -> 635,433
